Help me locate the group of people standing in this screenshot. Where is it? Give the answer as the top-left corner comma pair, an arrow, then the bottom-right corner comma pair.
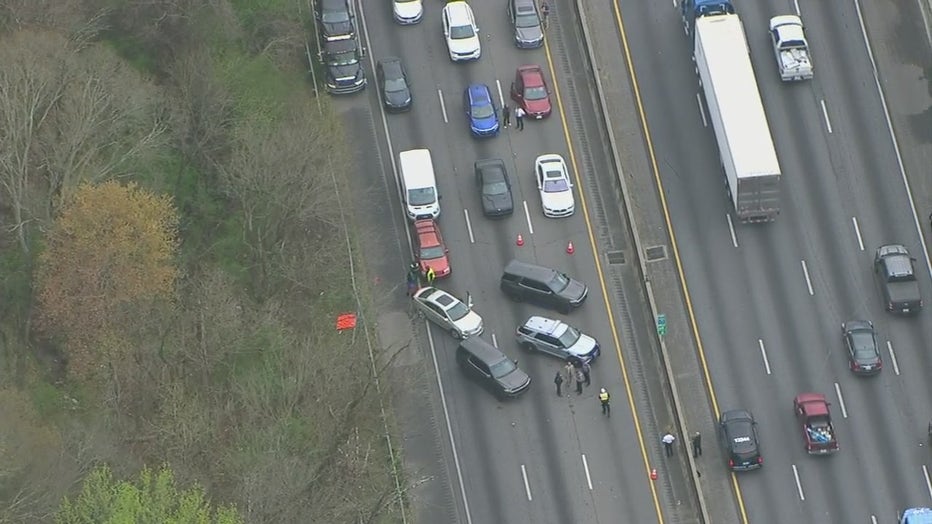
553,357 -> 611,415
406,262 -> 436,297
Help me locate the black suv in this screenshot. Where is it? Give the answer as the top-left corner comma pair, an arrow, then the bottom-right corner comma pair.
500,259 -> 588,312
719,409 -> 762,471
456,337 -> 530,398
321,39 -> 366,95
316,0 -> 355,41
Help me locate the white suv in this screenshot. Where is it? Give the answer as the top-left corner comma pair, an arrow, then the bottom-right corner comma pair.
442,2 -> 481,62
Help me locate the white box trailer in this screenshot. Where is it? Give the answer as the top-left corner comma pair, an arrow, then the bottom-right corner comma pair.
695,14 -> 781,222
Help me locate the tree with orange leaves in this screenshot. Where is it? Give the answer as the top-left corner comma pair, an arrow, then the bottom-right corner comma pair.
37,181 -> 179,378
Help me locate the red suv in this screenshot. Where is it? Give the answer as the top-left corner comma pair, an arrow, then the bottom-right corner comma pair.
510,65 -> 552,119
414,219 -> 451,278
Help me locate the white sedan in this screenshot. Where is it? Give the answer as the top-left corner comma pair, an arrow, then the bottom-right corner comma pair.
413,286 -> 483,339
535,154 -> 575,217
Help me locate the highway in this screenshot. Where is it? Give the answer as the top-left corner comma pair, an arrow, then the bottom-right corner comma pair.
606,0 -> 932,521
342,1 -> 697,523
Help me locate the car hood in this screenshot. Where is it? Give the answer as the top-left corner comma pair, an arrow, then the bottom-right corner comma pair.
322,20 -> 353,38
542,190 -> 574,209
499,367 -> 531,393
516,25 -> 543,43
557,279 -> 587,302
448,36 -> 481,54
393,0 -> 422,18
482,192 -> 513,213
327,63 -> 361,80
566,334 -> 598,357
456,310 -> 483,334
385,88 -> 411,107
524,96 -> 551,114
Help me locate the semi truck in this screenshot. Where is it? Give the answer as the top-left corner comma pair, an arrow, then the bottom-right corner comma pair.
681,0 -> 782,223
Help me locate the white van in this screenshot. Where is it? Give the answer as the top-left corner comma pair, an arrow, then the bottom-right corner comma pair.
399,149 -> 440,221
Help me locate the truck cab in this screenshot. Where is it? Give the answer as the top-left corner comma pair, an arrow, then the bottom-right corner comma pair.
794,393 -> 838,455
770,15 -> 813,81
874,244 -> 923,315
680,0 -> 735,38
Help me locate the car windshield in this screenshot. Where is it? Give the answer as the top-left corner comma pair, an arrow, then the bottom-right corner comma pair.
322,9 -> 350,23
483,181 -> 508,195
489,358 -> 517,379
446,301 -> 469,321
471,102 -> 494,119
549,272 -> 570,293
407,187 -> 436,206
385,78 -> 407,93
525,85 -> 547,100
328,51 -> 357,66
450,24 -> 475,39
515,13 -> 539,28
420,245 -> 445,260
556,326 -> 581,348
543,177 -> 569,192
850,331 -> 876,357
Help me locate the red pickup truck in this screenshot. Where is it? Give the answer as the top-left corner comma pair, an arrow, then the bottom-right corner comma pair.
794,393 -> 839,454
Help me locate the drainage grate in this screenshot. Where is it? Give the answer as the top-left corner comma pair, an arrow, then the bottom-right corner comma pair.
645,246 -> 667,261
606,251 -> 625,265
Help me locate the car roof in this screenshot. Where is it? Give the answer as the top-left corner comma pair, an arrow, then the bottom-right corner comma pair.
459,336 -> 507,365
504,259 -> 558,281
417,287 -> 457,308
444,1 -> 473,21
522,316 -> 566,335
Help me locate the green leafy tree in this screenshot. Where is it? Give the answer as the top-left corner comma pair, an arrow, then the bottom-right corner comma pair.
56,465 -> 243,524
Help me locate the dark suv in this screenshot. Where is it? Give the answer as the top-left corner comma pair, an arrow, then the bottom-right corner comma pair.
321,39 -> 366,95
316,0 -> 355,41
719,409 -> 762,471
456,337 -> 531,398
500,259 -> 588,312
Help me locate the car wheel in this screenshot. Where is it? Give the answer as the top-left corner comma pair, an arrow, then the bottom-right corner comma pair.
450,328 -> 461,339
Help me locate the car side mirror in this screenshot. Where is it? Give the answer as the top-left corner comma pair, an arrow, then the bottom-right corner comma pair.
513,359 -> 519,366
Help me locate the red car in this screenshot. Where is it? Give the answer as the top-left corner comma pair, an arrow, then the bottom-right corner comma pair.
414,219 -> 451,278
510,65 -> 552,119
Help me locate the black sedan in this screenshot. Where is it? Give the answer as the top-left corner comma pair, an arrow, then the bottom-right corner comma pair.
842,320 -> 882,375
719,409 -> 762,471
376,57 -> 412,112
474,158 -> 514,217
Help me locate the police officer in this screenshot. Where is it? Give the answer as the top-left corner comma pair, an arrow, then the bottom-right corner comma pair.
599,388 -> 611,416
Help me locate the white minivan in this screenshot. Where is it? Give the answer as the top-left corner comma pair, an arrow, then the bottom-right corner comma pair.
399,149 -> 440,221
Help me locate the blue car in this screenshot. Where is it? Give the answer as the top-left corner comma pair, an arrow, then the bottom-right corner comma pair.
463,84 -> 500,137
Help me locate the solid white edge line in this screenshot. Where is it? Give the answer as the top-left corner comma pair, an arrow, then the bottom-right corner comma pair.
491,333 -> 498,348
496,79 -> 506,110
819,99 -> 833,133
696,92 -> 708,127
800,260 -> 814,296
438,89 -> 449,123
791,464 -> 805,500
851,217 -> 865,251
758,339 -> 772,375
923,464 -> 932,501
581,454 -> 594,490
726,213 -> 738,247
833,382 -> 848,418
523,200 -> 535,235
852,0 -> 932,284
463,208 -> 475,244
886,341 -> 900,375
520,464 -> 533,501
357,6 -> 471,522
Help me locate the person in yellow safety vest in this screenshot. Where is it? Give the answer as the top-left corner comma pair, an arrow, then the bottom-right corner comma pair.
425,266 -> 436,285
599,388 -> 611,417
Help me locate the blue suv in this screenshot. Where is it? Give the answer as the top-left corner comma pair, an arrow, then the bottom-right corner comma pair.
463,84 -> 499,137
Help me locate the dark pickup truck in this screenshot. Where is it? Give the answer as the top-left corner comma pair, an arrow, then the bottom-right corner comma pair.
874,244 -> 922,315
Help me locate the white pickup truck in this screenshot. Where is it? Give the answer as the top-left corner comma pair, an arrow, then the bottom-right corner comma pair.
769,15 -> 813,81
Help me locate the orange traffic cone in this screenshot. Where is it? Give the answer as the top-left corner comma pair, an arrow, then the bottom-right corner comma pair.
516,234 -> 524,246
566,241 -> 575,254
650,468 -> 657,480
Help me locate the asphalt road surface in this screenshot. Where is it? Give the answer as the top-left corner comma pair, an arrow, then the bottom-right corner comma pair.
612,0 -> 932,521
335,0 -> 706,523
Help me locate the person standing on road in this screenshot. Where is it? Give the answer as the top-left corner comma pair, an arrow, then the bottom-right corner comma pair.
599,388 -> 611,416
554,371 -> 564,396
425,266 -> 436,285
540,0 -> 550,29
581,360 -> 591,387
662,432 -> 676,457
563,361 -> 575,391
575,367 -> 585,395
406,270 -> 418,297
692,432 -> 702,458
515,106 -> 526,131
502,102 -> 511,127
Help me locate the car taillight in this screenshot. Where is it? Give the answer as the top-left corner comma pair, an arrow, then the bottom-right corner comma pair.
728,459 -> 734,468
757,456 -> 763,464
853,361 -> 861,370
